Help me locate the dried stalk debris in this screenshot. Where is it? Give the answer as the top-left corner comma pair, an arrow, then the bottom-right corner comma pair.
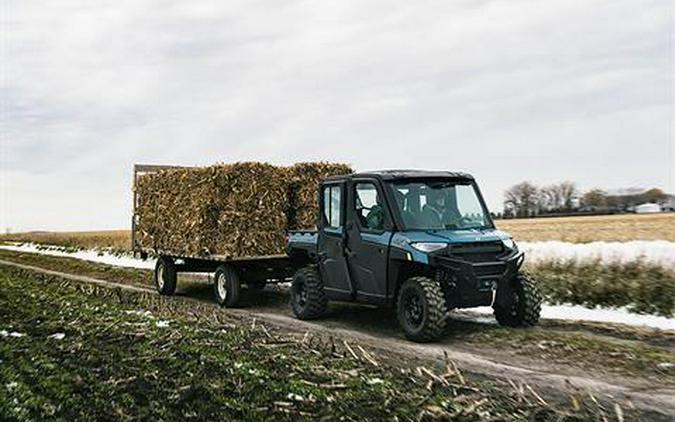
135,161 -> 352,257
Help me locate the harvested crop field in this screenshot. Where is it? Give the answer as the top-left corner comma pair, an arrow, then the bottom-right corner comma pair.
3,214 -> 673,254
0,230 -> 130,252
497,213 -> 675,243
3,263 -> 648,421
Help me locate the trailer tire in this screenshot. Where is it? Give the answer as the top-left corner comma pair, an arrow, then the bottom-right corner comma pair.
493,274 -> 542,327
290,266 -> 327,320
154,256 -> 177,296
396,276 -> 447,342
214,265 -> 241,308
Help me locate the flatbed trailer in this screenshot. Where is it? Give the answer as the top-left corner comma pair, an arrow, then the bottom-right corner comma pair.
131,164 -> 299,307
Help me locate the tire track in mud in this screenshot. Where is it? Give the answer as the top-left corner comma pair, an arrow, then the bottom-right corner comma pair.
1,258 -> 673,415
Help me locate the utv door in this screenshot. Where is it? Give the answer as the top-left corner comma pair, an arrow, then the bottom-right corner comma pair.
317,182 -> 352,298
346,180 -> 393,303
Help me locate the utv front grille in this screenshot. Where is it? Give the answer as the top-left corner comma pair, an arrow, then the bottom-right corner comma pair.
448,241 -> 504,263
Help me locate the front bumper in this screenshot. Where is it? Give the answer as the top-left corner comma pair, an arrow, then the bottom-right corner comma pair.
429,250 -> 524,309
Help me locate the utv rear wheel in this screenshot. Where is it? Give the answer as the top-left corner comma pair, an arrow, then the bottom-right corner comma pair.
396,276 -> 447,342
154,256 -> 177,296
290,266 -> 327,320
214,265 -> 241,307
494,274 -> 542,327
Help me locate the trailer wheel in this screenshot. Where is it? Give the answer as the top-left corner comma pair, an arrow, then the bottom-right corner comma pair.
154,256 -> 177,296
396,276 -> 447,342
290,266 -> 327,320
493,274 -> 542,327
214,265 -> 241,307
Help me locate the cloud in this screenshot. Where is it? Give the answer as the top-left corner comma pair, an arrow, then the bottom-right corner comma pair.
2,0 -> 673,231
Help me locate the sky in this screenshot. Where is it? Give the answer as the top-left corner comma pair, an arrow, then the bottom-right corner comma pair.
1,0 -> 673,232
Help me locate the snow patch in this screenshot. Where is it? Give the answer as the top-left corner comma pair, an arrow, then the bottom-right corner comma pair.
0,243 -> 154,269
0,330 -> 25,338
464,304 -> 675,331
287,393 -> 304,402
520,240 -> 675,271
155,320 -> 171,328
47,333 -> 66,340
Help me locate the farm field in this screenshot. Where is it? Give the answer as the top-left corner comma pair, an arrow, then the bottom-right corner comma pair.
2,213 -> 674,251
0,229 -> 130,252
1,249 -> 673,374
1,255 -> 673,420
497,213 -> 675,243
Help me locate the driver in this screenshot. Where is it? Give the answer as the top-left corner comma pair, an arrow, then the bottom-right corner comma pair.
421,189 -> 445,228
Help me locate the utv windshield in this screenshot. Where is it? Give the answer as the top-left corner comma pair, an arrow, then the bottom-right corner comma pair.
388,180 -> 492,231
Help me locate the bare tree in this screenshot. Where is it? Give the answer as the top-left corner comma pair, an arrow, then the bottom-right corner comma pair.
539,185 -> 563,211
504,182 -> 539,218
581,189 -> 608,208
558,181 -> 577,211
641,188 -> 667,204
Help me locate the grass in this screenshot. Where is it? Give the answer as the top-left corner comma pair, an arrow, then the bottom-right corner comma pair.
0,248 -> 672,385
496,213 -> 675,243
0,265 -> 628,422
527,260 -> 675,317
0,249 -> 151,288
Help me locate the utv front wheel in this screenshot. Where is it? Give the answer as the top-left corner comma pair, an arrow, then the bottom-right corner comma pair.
290,266 -> 327,320
494,274 -> 542,327
396,276 -> 447,342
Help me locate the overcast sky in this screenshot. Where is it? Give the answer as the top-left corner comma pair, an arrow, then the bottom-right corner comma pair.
1,0 -> 673,232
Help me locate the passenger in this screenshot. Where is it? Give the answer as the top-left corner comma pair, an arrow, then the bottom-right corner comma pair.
365,197 -> 385,230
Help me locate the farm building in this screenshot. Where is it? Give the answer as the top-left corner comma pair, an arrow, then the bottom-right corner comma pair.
635,203 -> 662,214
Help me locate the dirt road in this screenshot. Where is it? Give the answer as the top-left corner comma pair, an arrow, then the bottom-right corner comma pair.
1,256 -> 673,419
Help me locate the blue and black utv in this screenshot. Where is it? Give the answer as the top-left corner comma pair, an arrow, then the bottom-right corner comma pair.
287,170 -> 542,342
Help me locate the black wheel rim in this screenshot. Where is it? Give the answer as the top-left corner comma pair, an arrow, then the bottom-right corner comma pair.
509,287 -> 521,317
403,291 -> 424,328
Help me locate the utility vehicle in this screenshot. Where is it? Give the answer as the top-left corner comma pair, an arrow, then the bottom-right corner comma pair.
286,170 -> 541,341
135,167 -> 542,342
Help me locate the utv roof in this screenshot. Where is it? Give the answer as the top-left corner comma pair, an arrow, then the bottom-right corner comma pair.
325,169 -> 475,182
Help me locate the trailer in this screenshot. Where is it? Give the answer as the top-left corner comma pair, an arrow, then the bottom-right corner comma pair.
132,164 -> 297,307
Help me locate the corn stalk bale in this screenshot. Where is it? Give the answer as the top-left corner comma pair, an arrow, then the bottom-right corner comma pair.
135,161 -> 353,257
287,162 -> 354,230
135,162 -> 287,257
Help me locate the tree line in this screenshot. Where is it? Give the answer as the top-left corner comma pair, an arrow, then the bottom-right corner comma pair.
502,181 -> 671,218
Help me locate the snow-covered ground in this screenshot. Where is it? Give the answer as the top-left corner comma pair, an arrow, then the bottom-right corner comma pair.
464,304 -> 675,331
1,241 -> 673,331
520,240 -> 675,271
0,243 -> 155,269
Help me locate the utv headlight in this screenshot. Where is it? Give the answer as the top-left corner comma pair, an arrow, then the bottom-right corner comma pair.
502,238 -> 517,250
410,242 -> 448,253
